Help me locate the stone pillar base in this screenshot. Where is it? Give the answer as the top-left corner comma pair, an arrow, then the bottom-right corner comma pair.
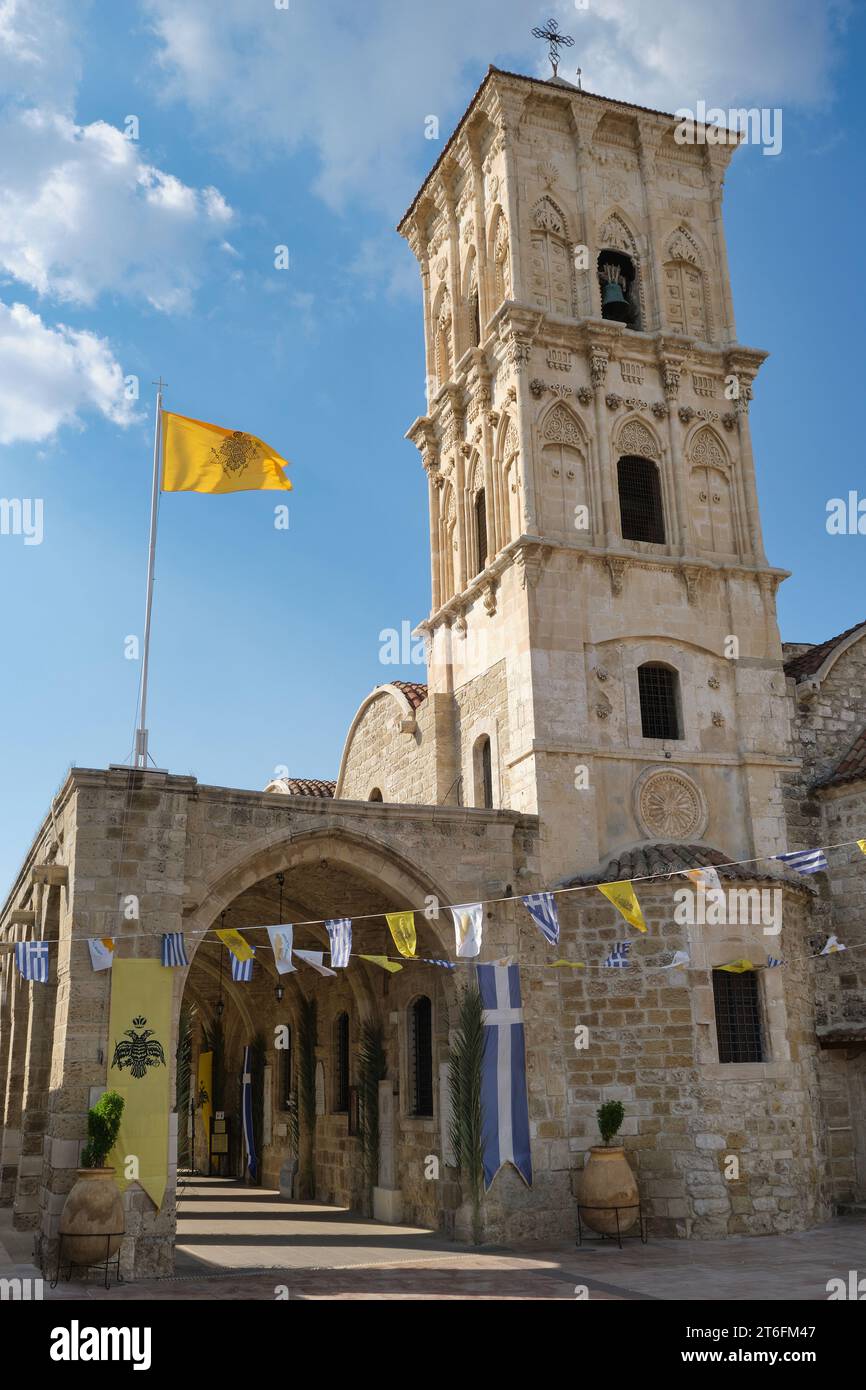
372,1187 -> 404,1224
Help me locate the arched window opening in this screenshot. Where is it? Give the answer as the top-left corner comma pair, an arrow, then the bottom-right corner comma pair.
409,996 -> 434,1116
334,1012 -> 350,1113
469,286 -> 481,346
638,664 -> 681,740
474,488 -> 488,575
368,787 -> 383,802
618,455 -> 665,543
475,734 -> 494,808
598,250 -> 641,329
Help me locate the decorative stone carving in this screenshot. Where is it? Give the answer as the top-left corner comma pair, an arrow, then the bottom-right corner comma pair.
606,392 -> 622,411
589,347 -> 609,388
596,667 -> 609,682
530,378 -> 546,399
688,426 -> 727,472
683,566 -> 703,605
547,348 -> 571,371
605,556 -> 629,596
635,768 -> 707,841
508,336 -> 531,371
708,675 -> 720,689
622,396 -> 649,413
620,360 -> 644,385
598,212 -> 637,256
666,227 -> 701,265
721,412 -> 737,431
617,418 -> 659,459
595,704 -> 610,720
662,361 -> 683,400
692,373 -> 716,397
483,582 -> 497,616
532,198 -> 565,234
542,402 -> 582,446
651,401 -> 668,419
712,711 -> 725,727
577,386 -> 594,406
678,405 -> 695,424
537,159 -> 559,189
549,383 -> 573,399
507,384 -> 518,402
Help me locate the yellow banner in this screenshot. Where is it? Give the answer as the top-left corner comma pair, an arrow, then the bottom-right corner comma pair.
197,1050 -> 213,1167
161,411 -> 292,494
718,958 -> 754,973
359,954 -> 403,973
215,927 -> 254,961
597,881 -> 647,933
858,840 -> 866,856
385,911 -> 417,958
551,960 -> 585,969
106,959 -> 173,1209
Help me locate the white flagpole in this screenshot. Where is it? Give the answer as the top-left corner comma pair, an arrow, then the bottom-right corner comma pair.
134,379 -> 165,769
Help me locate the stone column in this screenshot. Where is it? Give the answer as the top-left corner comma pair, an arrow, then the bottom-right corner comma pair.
0,956 -> 32,1205
372,1079 -> 403,1223
13,890 -> 60,1229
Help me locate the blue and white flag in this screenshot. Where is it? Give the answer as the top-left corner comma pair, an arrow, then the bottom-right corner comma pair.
267,924 -> 296,975
661,949 -> 690,970
294,949 -> 336,978
15,941 -> 49,983
522,892 -> 560,946
326,918 -> 352,968
423,958 -> 456,970
477,962 -> 532,1191
231,948 -> 255,982
161,932 -> 189,968
241,1044 -> 257,1181
87,938 -> 115,972
603,941 -> 630,969
450,903 -> 483,959
775,849 -> 828,875
766,955 -> 784,969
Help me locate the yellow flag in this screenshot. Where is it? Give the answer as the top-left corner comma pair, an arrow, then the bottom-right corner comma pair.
858,840 -> 866,855
106,959 -> 173,1209
161,411 -> 292,494
216,927 -> 254,961
386,911 -> 416,958
551,959 -> 585,969
598,881 -> 647,933
197,1050 -> 213,1168
359,954 -> 403,973
718,958 -> 754,973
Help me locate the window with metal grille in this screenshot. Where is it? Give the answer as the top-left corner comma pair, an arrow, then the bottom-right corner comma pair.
638,663 -> 680,740
474,489 -> 488,573
712,969 -> 765,1063
334,1012 -> 350,1113
618,455 -> 665,542
280,1025 -> 293,1110
409,996 -> 434,1116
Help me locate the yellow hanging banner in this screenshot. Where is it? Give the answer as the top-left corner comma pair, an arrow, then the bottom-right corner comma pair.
197,1050 -> 213,1168
359,954 -> 403,973
215,927 -> 254,961
857,840 -> 866,856
718,958 -> 755,973
385,911 -> 417,958
106,959 -> 173,1209
597,881 -> 647,933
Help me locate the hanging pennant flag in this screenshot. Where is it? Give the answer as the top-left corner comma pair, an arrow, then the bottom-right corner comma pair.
359,954 -> 403,973
522,892 -> 560,945
775,849 -> 828,875
718,958 -> 755,972
161,932 -> 189,968
215,927 -> 254,961
294,949 -> 337,978
241,1045 -> 257,1181
106,959 -> 172,1208
231,948 -> 255,982
682,866 -> 722,893
422,958 -> 456,970
450,903 -> 483,959
857,840 -> 866,855
551,959 -> 585,969
597,881 -> 646,933
161,412 -> 292,495
766,955 -> 784,969
603,941 -> 630,969
661,949 -> 690,970
267,925 -> 296,975
14,940 -> 49,983
820,935 -> 847,955
87,938 -> 115,972
385,911 -> 417,958
477,962 -> 532,1190
326,919 -> 352,968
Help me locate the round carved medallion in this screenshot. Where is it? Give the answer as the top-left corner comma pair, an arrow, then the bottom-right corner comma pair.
634,768 -> 707,841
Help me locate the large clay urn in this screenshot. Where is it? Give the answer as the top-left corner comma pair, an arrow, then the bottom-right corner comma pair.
58,1168 -> 125,1266
577,1146 -> 639,1236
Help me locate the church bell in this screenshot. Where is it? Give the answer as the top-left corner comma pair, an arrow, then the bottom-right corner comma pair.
601,276 -> 631,323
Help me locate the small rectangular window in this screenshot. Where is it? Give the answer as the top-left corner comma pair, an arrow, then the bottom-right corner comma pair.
638,665 -> 680,740
712,969 -> 764,1063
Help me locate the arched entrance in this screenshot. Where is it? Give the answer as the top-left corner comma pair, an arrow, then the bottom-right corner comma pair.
173,828 -> 459,1260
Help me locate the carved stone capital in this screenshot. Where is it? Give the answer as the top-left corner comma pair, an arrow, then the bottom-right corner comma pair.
683,565 -> 703,604
605,556 -> 629,597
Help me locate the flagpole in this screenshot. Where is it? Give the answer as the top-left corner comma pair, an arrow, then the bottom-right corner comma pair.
135,379 -> 165,769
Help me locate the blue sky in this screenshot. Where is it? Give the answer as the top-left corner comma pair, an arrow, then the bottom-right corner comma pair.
0,0 -> 862,894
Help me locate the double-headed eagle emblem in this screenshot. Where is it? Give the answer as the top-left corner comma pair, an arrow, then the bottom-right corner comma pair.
210,431 -> 257,477
111,1015 -> 167,1079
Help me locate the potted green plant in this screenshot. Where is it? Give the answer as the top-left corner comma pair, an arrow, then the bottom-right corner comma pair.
58,1090 -> 126,1265
576,1099 -> 639,1235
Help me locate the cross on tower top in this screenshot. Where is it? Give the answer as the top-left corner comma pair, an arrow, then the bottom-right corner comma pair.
531,18 -> 575,78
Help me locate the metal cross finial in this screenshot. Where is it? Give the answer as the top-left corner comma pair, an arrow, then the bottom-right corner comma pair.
532,18 -> 575,78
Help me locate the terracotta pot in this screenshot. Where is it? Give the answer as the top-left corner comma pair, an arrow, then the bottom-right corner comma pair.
58,1168 -> 125,1266
576,1146 -> 639,1236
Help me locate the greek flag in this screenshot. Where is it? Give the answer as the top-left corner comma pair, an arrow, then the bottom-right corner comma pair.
477,962 -> 532,1190
603,941 -> 630,968
231,948 -> 255,982
15,941 -> 49,983
161,932 -> 189,968
522,892 -> 560,945
422,958 -> 456,970
241,1044 -> 257,1181
326,918 -> 352,968
775,849 -> 828,875
766,955 -> 784,968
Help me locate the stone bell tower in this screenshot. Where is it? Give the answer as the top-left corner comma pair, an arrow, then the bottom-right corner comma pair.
399,66 -> 793,883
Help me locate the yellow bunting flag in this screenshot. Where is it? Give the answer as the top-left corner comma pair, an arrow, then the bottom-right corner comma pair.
718,958 -> 754,973
197,1050 -> 213,1167
858,840 -> 866,855
106,959 -> 173,1209
359,954 -> 403,973
215,927 -> 254,961
597,881 -> 647,933
161,412 -> 292,494
385,911 -> 417,958
552,960 -> 585,969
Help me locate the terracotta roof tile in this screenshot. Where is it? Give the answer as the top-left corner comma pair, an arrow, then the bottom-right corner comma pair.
266,778 -> 335,798
559,842 -> 811,888
391,680 -> 428,710
783,620 -> 866,680
815,727 -> 866,790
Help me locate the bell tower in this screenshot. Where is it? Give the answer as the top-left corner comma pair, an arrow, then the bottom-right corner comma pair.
399,66 -> 793,883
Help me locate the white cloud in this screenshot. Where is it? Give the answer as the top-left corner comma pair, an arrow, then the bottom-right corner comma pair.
0,107 -> 235,311
0,0 -> 83,109
143,0 -> 848,214
0,299 -> 136,444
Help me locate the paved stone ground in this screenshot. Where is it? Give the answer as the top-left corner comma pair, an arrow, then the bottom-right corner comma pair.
3,1177 -> 864,1301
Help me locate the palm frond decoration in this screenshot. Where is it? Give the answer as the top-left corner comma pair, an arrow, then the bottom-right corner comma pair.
297,996 -> 317,1198
202,1017 -> 225,1111
357,1020 -> 387,1190
286,1090 -> 300,1158
448,982 -> 485,1244
250,1032 -> 266,1185
175,1002 -> 195,1168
